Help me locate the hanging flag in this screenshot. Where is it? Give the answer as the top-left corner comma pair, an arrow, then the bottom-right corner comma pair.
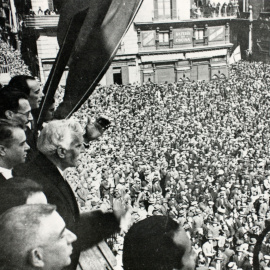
229,45 -> 241,64
37,7 -> 91,124
53,0 -> 143,119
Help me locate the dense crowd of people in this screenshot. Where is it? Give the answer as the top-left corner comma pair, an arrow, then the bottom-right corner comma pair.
0,40 -> 32,77
56,61 -> 270,269
2,56 -> 270,269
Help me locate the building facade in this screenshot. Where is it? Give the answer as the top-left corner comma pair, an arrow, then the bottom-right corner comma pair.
4,0 -> 266,85
102,0 -> 236,85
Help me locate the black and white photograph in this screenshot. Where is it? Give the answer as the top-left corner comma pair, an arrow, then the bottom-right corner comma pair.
0,0 -> 270,270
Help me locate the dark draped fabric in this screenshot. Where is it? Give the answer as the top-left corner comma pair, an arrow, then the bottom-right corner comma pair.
39,0 -> 143,121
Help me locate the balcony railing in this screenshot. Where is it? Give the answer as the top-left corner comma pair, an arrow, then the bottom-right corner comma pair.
190,3 -> 239,19
152,3 -> 239,22
258,12 -> 270,21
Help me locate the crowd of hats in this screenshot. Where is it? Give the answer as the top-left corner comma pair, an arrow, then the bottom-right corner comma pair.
59,60 -> 270,269
0,40 -> 32,77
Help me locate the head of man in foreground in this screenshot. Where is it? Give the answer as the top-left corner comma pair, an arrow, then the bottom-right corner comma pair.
0,204 -> 77,270
0,177 -> 47,214
123,216 -> 197,270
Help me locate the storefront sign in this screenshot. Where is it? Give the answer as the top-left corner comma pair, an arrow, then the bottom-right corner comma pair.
142,31 -> 156,47
173,29 -> 193,45
208,26 -> 225,42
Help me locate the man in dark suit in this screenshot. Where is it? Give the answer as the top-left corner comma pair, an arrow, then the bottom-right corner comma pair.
7,77 -> 109,161
0,119 -> 29,182
15,119 -> 124,270
8,76 -> 44,155
232,246 -> 247,268
0,88 -> 36,161
0,89 -> 33,125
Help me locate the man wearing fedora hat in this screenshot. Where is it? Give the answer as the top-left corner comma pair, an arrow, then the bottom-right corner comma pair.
232,246 -> 247,268
260,254 -> 270,269
215,206 -> 226,222
210,217 -> 221,239
242,252 -> 253,270
193,208 -> 204,234
147,196 -> 156,216
248,237 -> 257,253
258,195 -> 268,217
158,198 -> 168,216
224,241 -> 235,261
227,262 -> 238,270
202,232 -> 216,266
178,209 -> 186,227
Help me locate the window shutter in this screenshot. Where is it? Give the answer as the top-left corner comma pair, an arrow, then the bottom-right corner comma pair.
153,0 -> 158,19
172,0 -> 177,19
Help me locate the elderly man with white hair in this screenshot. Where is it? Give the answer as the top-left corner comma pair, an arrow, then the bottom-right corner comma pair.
15,119 -> 126,270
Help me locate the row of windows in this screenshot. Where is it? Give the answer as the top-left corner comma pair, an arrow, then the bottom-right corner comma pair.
138,25 -> 229,50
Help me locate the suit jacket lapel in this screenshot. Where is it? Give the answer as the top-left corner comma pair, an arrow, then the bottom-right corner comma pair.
56,174 -> 80,217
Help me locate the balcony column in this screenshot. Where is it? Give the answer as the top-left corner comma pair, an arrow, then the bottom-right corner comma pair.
137,28 -> 141,49
204,24 -> 208,45
225,22 -> 230,43
169,26 -> 173,48
153,63 -> 157,83
248,5 -> 253,52
192,24 -> 197,47
156,27 -> 159,50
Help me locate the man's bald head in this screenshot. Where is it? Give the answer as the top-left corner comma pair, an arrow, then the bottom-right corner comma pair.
0,204 -> 56,268
0,204 -> 77,270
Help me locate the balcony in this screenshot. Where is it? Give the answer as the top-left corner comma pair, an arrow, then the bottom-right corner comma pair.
258,12 -> 270,21
151,3 -> 239,23
23,15 -> 59,29
190,4 -> 239,20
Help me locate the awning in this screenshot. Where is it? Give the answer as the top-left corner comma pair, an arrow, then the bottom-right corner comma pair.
176,66 -> 191,71
210,62 -> 227,67
141,53 -> 185,62
143,69 -> 154,74
186,49 -> 227,59
114,55 -> 136,61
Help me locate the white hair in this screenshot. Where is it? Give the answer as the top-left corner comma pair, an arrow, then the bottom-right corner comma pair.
37,119 -> 83,156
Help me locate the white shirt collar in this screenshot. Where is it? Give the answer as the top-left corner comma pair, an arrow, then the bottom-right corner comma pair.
0,166 -> 12,180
